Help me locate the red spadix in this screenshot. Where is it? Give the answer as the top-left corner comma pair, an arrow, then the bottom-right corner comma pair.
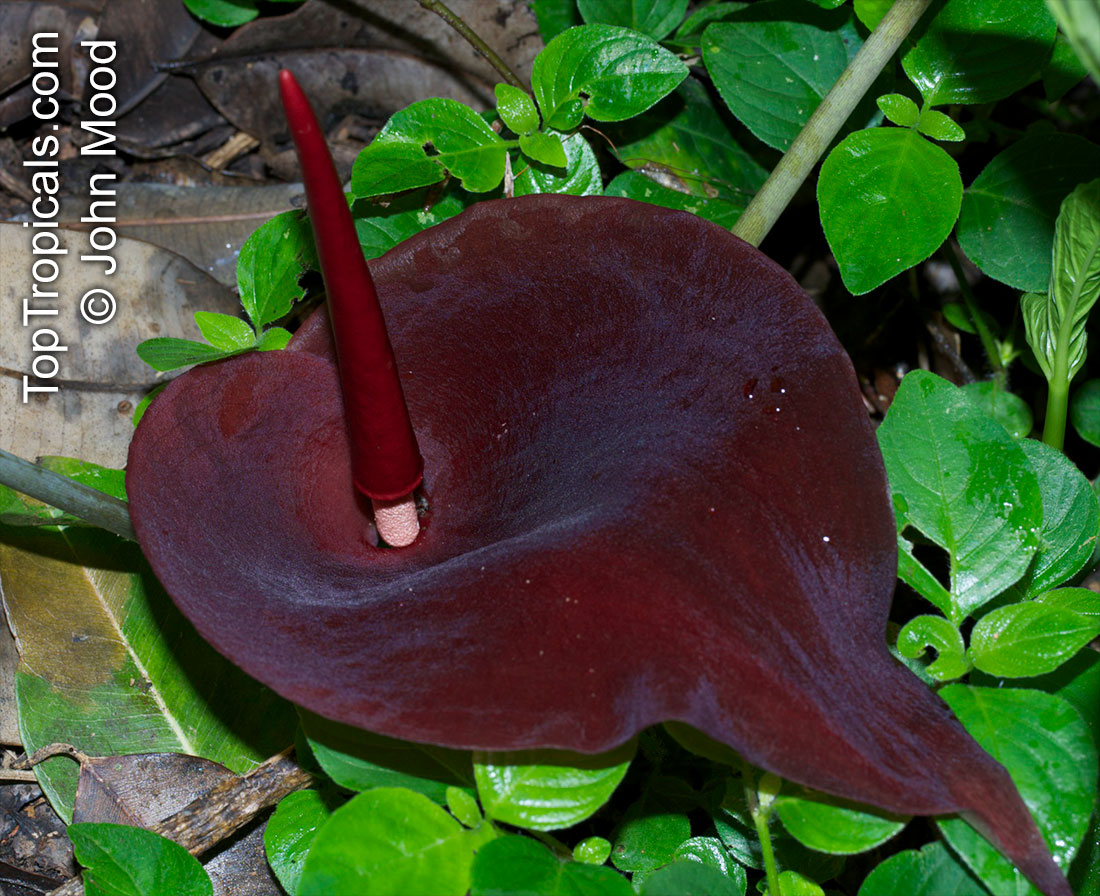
127,193 -> 1070,896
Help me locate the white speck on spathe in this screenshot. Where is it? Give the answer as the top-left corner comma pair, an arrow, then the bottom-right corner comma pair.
822,535 -> 831,543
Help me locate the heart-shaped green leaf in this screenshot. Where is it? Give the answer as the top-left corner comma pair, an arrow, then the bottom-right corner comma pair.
775,790 -> 908,855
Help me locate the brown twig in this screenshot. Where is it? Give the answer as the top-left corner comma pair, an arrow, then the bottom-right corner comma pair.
415,0 -> 527,90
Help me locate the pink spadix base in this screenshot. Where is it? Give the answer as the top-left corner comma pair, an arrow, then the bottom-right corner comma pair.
371,496 -> 419,547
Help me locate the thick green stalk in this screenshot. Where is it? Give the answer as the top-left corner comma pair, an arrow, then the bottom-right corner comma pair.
732,0 -> 935,248
0,448 -> 134,541
1042,373 -> 1069,451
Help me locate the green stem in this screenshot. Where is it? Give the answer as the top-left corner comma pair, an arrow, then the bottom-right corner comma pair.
742,763 -> 782,896
1043,363 -> 1070,451
0,448 -> 135,541
944,242 -> 1005,382
416,0 -> 527,90
732,0 -> 935,248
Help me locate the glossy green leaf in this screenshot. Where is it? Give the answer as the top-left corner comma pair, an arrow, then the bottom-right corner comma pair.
256,326 -> 292,351
775,790 -> 908,855
577,0 -> 689,39
703,2 -> 863,151
639,861 -> 745,896
515,132 -> 602,196
916,108 -> 965,142
671,836 -> 746,889
1042,32 -> 1089,101
301,710 -> 473,803
574,836 -> 612,865
264,790 -> 332,896
470,835 -> 634,896
1070,807 -> 1100,896
192,311 -> 255,351
1028,648 -> 1100,752
520,131 -> 569,168
604,171 -> 742,229
858,841 -> 989,895
938,686 -> 1097,891
135,338 -> 239,372
876,94 -> 919,127
1034,587 -> 1100,619
1016,438 -> 1099,596
2,531 -> 294,822
298,788 -> 486,896
447,786 -> 483,828
853,0 -> 891,28
818,128 -> 962,294
69,823 -> 213,896
353,187 -> 472,260
876,371 -> 1042,622
534,0 -> 583,43
611,804 -> 691,872
896,615 -> 969,681
236,210 -> 316,329
183,0 -> 258,27
959,381 -> 1033,438
895,536 -> 954,618
957,134 -> 1100,292
496,84 -> 539,135
969,601 -> 1100,677
474,742 -> 634,831
672,2 -> 748,44
531,25 -> 689,129
1045,0 -> 1100,83
767,871 -> 824,896
355,99 -> 508,195
1070,379 -> 1100,447
611,78 -> 766,211
0,457 -> 125,529
902,0 -> 1057,105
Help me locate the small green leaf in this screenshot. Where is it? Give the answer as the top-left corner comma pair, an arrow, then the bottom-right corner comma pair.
877,371 -> 1042,622
1034,587 -> 1100,619
301,710 -> 473,803
135,338 -> 239,372
183,0 -> 258,27
1016,438 -> 1099,597
447,786 -> 482,828
853,0 -> 891,28
350,141 -> 447,197
959,381 -> 1033,438
612,806 -> 691,873
353,187 -> 473,260
132,385 -> 167,428
192,311 -> 256,351
495,84 -> 540,135
515,132 -> 602,197
575,836 -> 612,865
577,0 -> 689,40
938,686 -> 1097,889
471,835 -> 634,896
672,2 -> 749,43
69,823 -> 213,896
639,860 -> 745,896
264,790 -> 332,896
896,615 -> 969,681
703,2 -> 864,151
818,128 -> 962,294
1070,379 -> 1100,447
775,790 -> 908,855
876,94 -> 919,127
902,0 -> 1058,105
670,836 -> 747,892
916,108 -> 964,142
957,134 -> 1100,292
237,210 -> 316,329
534,0 -> 583,43
520,130 -> 569,168
604,171 -> 742,229
767,871 -> 824,896
298,788 -> 481,896
531,25 -> 688,127
257,327 -> 292,351
969,601 -> 1100,677
474,742 -> 634,831
858,841 -> 989,895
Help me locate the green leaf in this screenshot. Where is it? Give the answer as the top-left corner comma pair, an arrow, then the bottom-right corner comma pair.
876,371 -> 1042,622
577,0 -> 689,39
858,841 -> 989,895
957,134 -> 1100,292
474,742 -> 634,830
575,836 -> 612,865
356,99 -> 508,195
610,77 -> 767,211
767,871 -> 824,896
639,861 -> 745,896
970,601 -> 1100,677
496,84 -> 540,135
257,327 -> 292,351
896,615 -> 969,681
604,171 -> 742,229
902,0 -> 1058,106
353,187 -> 473,260
301,710 -> 473,803
135,338 -> 239,372
1070,379 -> 1100,447
938,686 -> 1097,890
1045,0 -> 1100,84
534,0 -> 583,43
853,0 -> 891,29
611,804 -> 691,872
669,836 -> 747,892
531,25 -> 688,128
819,128 -> 961,294
515,132 -> 603,196
774,790 -> 907,855
298,788 -> 484,896
916,108 -> 965,142
447,786 -> 482,828
183,0 -> 258,27
895,537 -> 954,618
959,381 -> 1033,439
1034,587 -> 1100,620
520,131 -> 569,168
2,532 -> 295,822
876,94 -> 919,128
69,823 -> 213,896
703,2 -> 864,151
1027,648 -> 1100,751
470,835 -> 634,896
672,2 -> 749,44
132,385 -> 166,428
237,210 -> 316,329
192,311 -> 256,351
1042,32 -> 1089,101
264,790 -> 332,896
1015,438 -> 1099,596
